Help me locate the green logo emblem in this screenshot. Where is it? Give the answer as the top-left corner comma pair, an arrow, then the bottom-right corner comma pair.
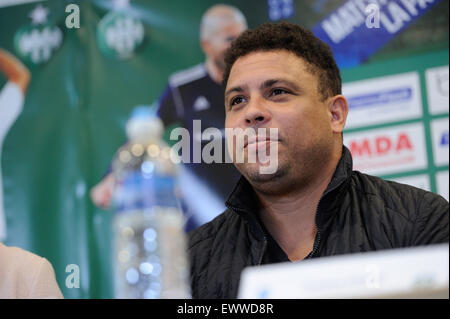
14,4 -> 63,65
97,11 -> 145,59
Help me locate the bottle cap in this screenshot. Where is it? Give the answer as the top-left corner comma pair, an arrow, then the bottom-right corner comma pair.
126,106 -> 164,141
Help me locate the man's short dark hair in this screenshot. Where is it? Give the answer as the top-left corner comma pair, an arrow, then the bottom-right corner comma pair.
222,21 -> 342,101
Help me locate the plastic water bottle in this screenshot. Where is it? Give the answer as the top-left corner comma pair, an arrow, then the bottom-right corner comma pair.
111,107 -> 190,299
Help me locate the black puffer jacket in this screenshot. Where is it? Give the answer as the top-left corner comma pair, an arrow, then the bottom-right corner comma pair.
188,146 -> 449,299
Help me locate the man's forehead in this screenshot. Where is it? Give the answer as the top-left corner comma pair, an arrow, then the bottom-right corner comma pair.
235,50 -> 309,72
227,50 -> 312,87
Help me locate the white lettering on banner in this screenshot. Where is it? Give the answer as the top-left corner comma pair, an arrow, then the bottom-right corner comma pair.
321,0 -> 366,43
389,174 -> 430,191
322,0 -> 436,43
425,65 -> 449,115
380,2 -> 411,34
344,123 -> 427,176
436,171 -> 449,201
343,72 -> 422,129
430,118 -> 449,166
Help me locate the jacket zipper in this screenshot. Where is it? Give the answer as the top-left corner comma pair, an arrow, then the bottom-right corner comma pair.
307,176 -> 350,259
306,197 -> 323,259
308,175 -> 348,259
306,231 -> 321,259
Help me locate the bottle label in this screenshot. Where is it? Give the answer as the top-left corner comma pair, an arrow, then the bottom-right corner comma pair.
113,172 -> 178,213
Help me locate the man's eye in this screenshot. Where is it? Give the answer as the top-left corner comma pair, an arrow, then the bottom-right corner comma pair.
271,88 -> 289,96
230,96 -> 245,106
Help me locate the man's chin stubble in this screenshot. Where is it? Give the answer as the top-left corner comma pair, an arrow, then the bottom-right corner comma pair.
238,163 -> 287,187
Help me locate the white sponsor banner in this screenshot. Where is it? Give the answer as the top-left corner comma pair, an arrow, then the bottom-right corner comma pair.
389,174 -> 430,192
343,72 -> 422,129
239,244 -> 449,299
430,118 -> 449,167
436,171 -> 449,201
426,65 -> 449,115
344,123 -> 427,176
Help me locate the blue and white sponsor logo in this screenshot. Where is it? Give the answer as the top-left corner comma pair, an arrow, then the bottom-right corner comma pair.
431,118 -> 449,166
343,72 -> 422,129
348,87 -> 412,110
440,131 -> 449,147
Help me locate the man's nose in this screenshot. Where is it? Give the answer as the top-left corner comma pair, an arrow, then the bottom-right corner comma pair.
244,97 -> 271,127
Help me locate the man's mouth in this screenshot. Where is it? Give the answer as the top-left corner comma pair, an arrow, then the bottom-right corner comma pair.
244,136 -> 280,149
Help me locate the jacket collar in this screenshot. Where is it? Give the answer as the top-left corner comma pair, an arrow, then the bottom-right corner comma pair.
225,146 -> 353,234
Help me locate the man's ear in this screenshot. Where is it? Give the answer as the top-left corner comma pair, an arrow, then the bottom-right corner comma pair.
328,95 -> 348,134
